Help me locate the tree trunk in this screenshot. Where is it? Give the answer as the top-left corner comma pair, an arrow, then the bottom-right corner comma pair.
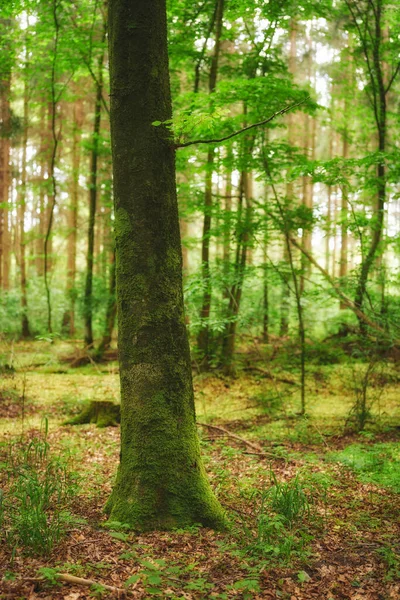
300,34 -> 315,294
106,0 -> 225,531
221,175 -> 251,376
339,110 -> 349,309
262,188 -> 269,343
35,103 -> 46,277
62,98 -> 83,335
19,80 -> 31,338
351,1 -> 388,333
95,250 -> 117,358
84,41 -> 105,348
197,0 -> 225,365
0,69 -> 11,290
280,19 -> 297,335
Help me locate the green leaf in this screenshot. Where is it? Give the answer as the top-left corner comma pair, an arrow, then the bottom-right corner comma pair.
297,570 -> 311,583
146,587 -> 163,595
152,120 -> 162,126
125,574 -> 141,587
109,531 -> 129,542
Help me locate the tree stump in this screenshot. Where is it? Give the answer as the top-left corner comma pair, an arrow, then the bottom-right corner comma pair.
66,401 -> 120,428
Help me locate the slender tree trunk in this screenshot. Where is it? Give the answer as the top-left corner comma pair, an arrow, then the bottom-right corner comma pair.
19,80 -> 31,338
262,188 -> 269,343
325,100 -> 334,274
351,1 -> 387,333
106,0 -> 225,531
0,70 -> 11,290
280,19 -> 297,335
44,1 -> 61,333
300,35 -> 315,294
36,103 -> 46,276
177,171 -> 190,274
84,40 -> 105,348
221,132 -> 254,375
95,249 -> 117,358
339,111 -> 349,309
62,98 -> 83,335
332,186 -> 338,278
197,0 -> 225,365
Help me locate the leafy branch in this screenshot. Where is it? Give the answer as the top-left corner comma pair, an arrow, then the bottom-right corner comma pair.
174,98 -> 309,149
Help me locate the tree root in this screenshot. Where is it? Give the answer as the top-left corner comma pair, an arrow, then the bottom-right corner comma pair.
65,400 -> 120,427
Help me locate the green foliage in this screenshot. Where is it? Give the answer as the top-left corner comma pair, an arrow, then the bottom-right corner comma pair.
377,545 -> 400,581
238,471 -> 321,563
0,423 -> 80,556
329,443 -> 400,492
267,472 -> 311,528
37,567 -> 60,586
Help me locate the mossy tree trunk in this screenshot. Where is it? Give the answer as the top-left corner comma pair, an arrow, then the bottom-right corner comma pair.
107,0 -> 225,531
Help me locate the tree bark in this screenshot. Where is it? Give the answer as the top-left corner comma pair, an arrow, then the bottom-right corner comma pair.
106,0 -> 225,531
19,79 -> 31,338
0,67 -> 11,290
84,35 -> 106,348
197,0 -> 225,365
95,249 -> 117,358
339,109 -> 349,309
62,98 -> 83,335
221,167 -> 252,375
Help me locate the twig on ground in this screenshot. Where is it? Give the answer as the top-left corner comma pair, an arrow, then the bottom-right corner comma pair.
243,366 -> 298,386
197,422 -> 283,459
25,573 -> 127,596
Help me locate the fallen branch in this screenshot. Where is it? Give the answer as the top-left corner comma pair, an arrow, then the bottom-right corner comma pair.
26,573 -> 126,596
243,366 -> 298,386
197,422 -> 282,459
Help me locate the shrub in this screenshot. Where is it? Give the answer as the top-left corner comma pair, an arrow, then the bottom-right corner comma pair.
0,421 -> 79,556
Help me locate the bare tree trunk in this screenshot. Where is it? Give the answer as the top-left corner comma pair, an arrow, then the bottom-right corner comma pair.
19,80 -> 31,338
62,99 -> 83,335
197,0 -> 225,365
280,18 -> 297,335
95,250 -> 116,358
84,39 -> 106,348
221,171 -> 251,375
0,70 -> 11,290
339,109 -> 349,309
300,35 -> 315,294
35,103 -> 46,276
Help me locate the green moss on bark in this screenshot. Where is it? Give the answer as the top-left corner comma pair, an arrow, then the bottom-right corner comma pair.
66,401 -> 120,428
107,0 -> 225,531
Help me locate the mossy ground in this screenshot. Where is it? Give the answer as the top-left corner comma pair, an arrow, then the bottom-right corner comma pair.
0,339 -> 399,599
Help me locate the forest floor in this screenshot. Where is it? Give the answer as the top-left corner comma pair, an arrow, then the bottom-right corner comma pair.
0,339 -> 399,600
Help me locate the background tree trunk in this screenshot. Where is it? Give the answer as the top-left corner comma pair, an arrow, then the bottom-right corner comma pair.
84,42 -> 105,348
62,98 -> 83,335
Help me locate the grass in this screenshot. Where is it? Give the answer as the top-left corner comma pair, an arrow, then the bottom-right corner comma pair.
328,442 -> 400,492
0,340 -> 399,599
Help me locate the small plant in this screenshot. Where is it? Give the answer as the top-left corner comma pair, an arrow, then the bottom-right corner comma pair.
266,472 -> 311,528
377,545 -> 400,581
242,471 -> 316,563
346,353 -> 384,432
0,421 -> 79,556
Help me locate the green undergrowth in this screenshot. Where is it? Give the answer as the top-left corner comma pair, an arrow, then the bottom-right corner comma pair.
0,421 -> 81,557
328,442 -> 400,492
